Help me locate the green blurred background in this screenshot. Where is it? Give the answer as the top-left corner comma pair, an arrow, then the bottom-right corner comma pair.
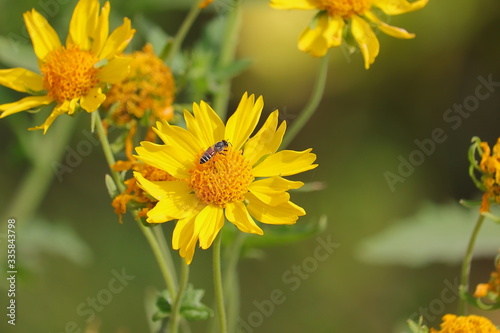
1,0 -> 500,332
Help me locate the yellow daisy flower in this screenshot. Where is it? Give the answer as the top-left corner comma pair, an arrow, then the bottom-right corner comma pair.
270,0 -> 428,69
430,314 -> 500,333
134,92 -> 318,264
0,0 -> 135,133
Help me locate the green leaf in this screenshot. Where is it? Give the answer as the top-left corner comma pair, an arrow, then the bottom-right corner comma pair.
407,317 -> 429,333
105,174 -> 119,198
355,201 -> 500,267
152,285 -> 212,322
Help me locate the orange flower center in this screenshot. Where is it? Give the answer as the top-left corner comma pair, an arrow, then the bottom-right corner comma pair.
189,147 -> 254,207
312,0 -> 371,18
430,314 -> 500,333
41,45 -> 100,103
103,43 -> 175,125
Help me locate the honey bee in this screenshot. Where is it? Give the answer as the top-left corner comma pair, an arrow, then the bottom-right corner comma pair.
200,140 -> 230,164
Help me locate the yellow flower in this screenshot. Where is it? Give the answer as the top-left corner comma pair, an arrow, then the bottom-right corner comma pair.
102,43 -> 175,126
270,0 -> 428,69
0,0 -> 135,133
430,314 -> 499,333
479,138 -> 500,212
134,92 -> 318,264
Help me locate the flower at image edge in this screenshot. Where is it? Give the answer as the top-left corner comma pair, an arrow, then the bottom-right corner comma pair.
0,0 -> 135,133
134,92 -> 318,264
430,314 -> 500,333
270,0 -> 428,69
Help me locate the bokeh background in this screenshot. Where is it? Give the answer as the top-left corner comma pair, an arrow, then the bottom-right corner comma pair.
1,0 -> 500,332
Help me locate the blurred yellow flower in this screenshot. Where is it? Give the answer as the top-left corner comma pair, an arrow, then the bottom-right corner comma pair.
270,0 -> 428,69
430,314 -> 500,333
102,43 -> 175,126
474,254 -> 500,302
0,0 -> 135,133
134,92 -> 318,264
479,138 -> 500,212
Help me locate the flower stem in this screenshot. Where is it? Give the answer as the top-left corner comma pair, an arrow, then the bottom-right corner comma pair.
213,233 -> 227,333
281,53 -> 329,148
224,232 -> 246,332
163,0 -> 204,65
93,111 -> 178,298
458,213 -> 485,315
169,260 -> 190,333
212,0 -> 242,120
136,219 -> 178,299
92,111 -> 125,193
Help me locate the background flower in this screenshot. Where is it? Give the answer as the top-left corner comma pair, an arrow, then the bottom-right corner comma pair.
0,0 -> 135,133
270,0 -> 428,68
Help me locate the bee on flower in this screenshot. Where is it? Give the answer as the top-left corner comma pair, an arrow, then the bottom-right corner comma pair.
133,92 -> 318,264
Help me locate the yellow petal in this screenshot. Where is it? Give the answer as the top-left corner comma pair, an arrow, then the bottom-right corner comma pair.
91,1 -> 110,55
246,192 -> 304,225
23,9 -> 62,61
225,92 -> 264,151
184,101 -> 225,150
96,56 -> 132,84
99,18 -> 135,60
154,120 -> 201,160
134,172 -> 198,222
351,15 -> 379,69
0,95 -> 52,118
270,0 -> 316,9
298,13 -> 344,56
172,213 -> 200,264
29,100 -> 71,133
243,110 -> 286,166
195,204 -> 224,249
252,149 -> 317,177
0,68 -> 44,93
80,87 -> 106,112
249,176 -> 303,205
372,0 -> 428,15
66,0 -> 99,50
135,142 -> 191,179
225,201 -> 263,235
364,11 -> 415,39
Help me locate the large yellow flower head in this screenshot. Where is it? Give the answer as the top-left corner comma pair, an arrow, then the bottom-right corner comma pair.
134,92 -> 318,264
270,0 -> 428,69
430,314 -> 500,333
0,0 -> 135,133
478,138 -> 500,212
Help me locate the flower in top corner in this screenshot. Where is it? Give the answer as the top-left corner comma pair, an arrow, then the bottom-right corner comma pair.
270,0 -> 428,69
133,92 -> 318,264
0,0 -> 135,133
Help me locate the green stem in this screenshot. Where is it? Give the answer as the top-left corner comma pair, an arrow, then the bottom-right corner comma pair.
136,219 -> 178,298
458,214 -> 485,315
93,111 -> 178,297
213,234 -> 227,333
153,225 -> 179,290
212,0 -> 242,120
281,54 -> 329,148
92,111 -> 125,193
169,260 -> 190,333
163,0 -> 204,65
224,232 -> 246,333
